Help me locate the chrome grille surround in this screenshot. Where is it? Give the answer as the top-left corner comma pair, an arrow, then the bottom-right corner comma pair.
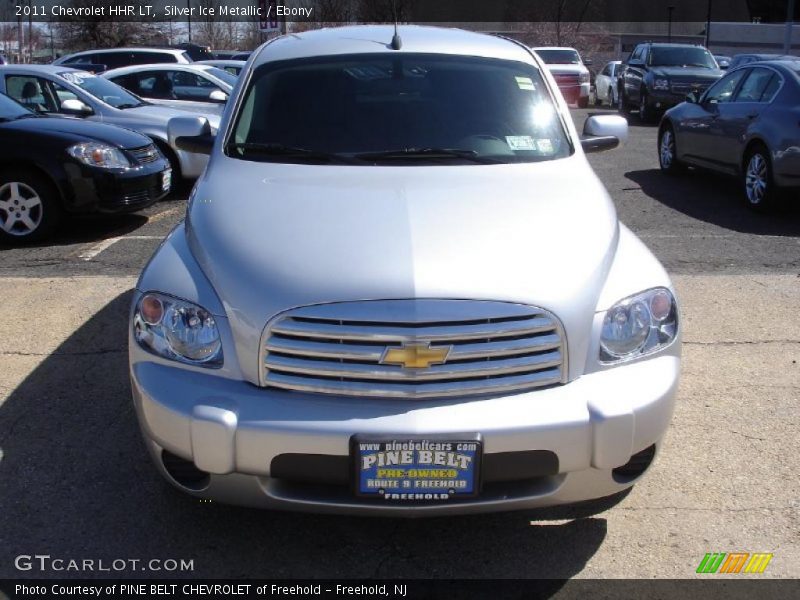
260,300 -> 567,399
128,144 -> 160,164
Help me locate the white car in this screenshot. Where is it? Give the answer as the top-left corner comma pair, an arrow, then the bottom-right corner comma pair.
102,64 -> 237,117
533,47 -> 591,108
595,60 -> 622,107
53,48 -> 192,70
131,25 -> 680,515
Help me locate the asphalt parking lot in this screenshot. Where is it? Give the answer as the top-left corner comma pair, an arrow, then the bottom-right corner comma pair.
0,108 -> 798,581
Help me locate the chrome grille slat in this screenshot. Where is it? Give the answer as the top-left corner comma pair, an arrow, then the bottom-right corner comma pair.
128,143 -> 160,164
261,300 -> 566,399
265,350 -> 562,381
265,332 -> 562,361
270,316 -> 556,343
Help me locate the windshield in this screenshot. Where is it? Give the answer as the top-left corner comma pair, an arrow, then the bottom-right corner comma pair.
648,47 -> 717,68
57,71 -> 143,108
0,92 -> 34,120
206,67 -> 237,87
535,49 -> 581,65
229,53 -> 572,165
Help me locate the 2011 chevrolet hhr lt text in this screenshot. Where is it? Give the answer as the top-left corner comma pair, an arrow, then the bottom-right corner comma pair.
130,26 -> 681,515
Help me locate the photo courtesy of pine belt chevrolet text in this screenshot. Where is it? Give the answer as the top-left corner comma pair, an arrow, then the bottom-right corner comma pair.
129,25 -> 681,515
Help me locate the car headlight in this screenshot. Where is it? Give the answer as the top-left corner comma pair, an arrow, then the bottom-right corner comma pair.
133,293 -> 223,367
600,288 -> 677,362
579,71 -> 590,84
67,142 -> 131,169
652,78 -> 670,91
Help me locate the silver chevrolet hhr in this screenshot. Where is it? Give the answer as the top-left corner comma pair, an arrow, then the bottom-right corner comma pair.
130,25 -> 681,515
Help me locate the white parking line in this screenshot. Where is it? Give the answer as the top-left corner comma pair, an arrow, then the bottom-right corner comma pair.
78,235 -> 164,261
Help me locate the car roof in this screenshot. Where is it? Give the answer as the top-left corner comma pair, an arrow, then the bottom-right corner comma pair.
196,60 -> 246,66
67,47 -> 187,56
532,47 -> 578,51
644,42 -> 706,48
0,64 -> 84,75
103,63 -> 216,74
251,25 -> 536,66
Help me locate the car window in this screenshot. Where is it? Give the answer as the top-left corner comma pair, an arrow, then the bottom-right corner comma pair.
703,69 -> 747,103
735,68 -> 778,102
93,52 -> 130,70
57,71 -> 142,108
648,46 -> 716,68
205,67 -> 237,87
535,49 -> 581,65
601,64 -> 611,76
230,53 -> 573,165
114,70 -> 175,99
759,73 -> 782,102
169,71 -> 223,101
4,75 -> 58,113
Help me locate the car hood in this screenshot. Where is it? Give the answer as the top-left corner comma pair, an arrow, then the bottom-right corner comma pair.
3,115 -> 149,147
649,66 -> 723,81
123,104 -> 221,131
186,155 -> 620,384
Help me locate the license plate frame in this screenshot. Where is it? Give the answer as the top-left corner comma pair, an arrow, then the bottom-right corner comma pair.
161,168 -> 172,192
351,434 -> 482,501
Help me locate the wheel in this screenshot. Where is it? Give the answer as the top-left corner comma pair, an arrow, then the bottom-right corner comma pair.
0,169 -> 61,244
639,90 -> 654,123
577,96 -> 589,109
658,124 -> 685,174
743,145 -> 777,211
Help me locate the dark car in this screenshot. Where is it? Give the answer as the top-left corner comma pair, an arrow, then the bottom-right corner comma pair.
658,61 -> 800,211
0,93 -> 171,243
728,53 -> 798,71
619,42 -> 724,122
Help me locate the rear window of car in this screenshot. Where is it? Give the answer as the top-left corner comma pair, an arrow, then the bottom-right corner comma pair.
228,53 -> 573,165
129,52 -> 179,65
535,49 -> 581,65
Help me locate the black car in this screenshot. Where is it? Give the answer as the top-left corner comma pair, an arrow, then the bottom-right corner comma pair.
0,93 -> 171,244
619,43 -> 724,122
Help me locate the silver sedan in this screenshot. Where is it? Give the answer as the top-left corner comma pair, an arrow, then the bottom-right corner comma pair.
658,60 -> 800,210
102,64 -> 236,117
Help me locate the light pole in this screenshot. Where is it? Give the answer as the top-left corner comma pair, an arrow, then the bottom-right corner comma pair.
784,0 -> 796,54
705,0 -> 713,48
668,5 -> 675,43
187,0 -> 192,43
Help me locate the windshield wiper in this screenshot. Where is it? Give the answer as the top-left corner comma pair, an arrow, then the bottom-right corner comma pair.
226,142 -> 354,164
116,102 -> 144,109
354,148 -> 501,163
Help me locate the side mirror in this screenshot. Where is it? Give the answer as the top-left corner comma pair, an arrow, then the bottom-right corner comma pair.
168,116 -> 214,155
208,89 -> 228,103
583,58 -> 593,66
61,98 -> 93,116
581,114 -> 628,153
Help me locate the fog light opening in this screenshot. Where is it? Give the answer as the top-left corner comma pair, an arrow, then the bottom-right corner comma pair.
612,444 -> 657,483
161,449 -> 210,491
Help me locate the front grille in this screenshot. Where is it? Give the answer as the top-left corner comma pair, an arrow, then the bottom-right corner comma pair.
120,189 -> 152,205
261,300 -> 566,399
553,73 -> 580,88
670,81 -> 712,95
127,143 -> 160,164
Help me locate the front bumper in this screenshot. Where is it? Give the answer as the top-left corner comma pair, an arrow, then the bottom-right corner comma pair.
130,334 -> 679,515
63,158 -> 171,214
645,89 -> 689,111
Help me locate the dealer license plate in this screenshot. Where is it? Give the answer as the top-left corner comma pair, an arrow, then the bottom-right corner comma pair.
161,168 -> 172,192
353,436 -> 481,501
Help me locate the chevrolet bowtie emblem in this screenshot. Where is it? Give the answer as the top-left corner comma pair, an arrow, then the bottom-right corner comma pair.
381,343 -> 452,369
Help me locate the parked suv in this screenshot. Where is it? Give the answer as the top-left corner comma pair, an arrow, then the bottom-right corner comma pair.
130,26 -> 681,515
619,43 -> 723,122
533,47 -> 592,107
53,48 -> 192,72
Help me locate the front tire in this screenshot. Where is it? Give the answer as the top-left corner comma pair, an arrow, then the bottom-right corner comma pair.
639,90 -> 655,123
658,124 -> 685,174
0,169 -> 62,244
743,145 -> 777,212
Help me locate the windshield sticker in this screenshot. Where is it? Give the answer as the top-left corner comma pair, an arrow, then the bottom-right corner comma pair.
506,136 -> 537,151
515,76 -> 535,90
536,139 -> 555,154
59,71 -> 95,84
